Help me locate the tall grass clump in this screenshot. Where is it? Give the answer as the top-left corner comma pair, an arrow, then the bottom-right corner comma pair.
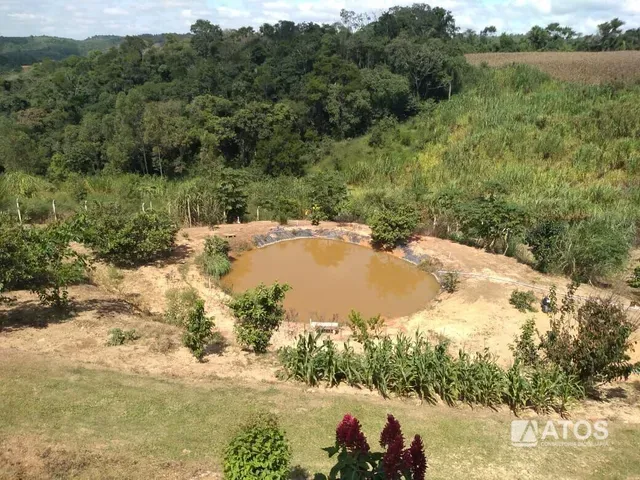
196,235 -> 231,280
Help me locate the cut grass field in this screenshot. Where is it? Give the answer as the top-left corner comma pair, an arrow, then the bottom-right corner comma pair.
465,51 -> 640,84
1,350 -> 639,480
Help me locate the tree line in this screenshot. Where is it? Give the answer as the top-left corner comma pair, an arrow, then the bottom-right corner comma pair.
460,18 -> 640,53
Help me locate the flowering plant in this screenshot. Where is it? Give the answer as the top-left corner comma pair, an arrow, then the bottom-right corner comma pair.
315,414 -> 427,480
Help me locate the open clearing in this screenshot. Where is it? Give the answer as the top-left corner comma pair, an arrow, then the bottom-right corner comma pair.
2,221 -> 640,478
465,51 -> 640,84
1,350 -> 640,480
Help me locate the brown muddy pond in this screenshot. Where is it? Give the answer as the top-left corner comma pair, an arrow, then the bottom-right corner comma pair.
221,238 -> 440,322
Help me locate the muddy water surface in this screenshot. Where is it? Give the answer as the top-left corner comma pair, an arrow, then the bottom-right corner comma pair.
221,238 -> 440,322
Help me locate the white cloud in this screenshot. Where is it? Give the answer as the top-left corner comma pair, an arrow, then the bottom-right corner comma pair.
104,7 -> 128,15
8,12 -> 39,20
0,0 -> 639,39
216,6 -> 251,19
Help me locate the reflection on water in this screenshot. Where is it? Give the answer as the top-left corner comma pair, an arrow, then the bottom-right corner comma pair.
221,238 -> 440,322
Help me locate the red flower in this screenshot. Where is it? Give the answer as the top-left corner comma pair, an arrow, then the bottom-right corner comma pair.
380,414 -> 404,448
336,414 -> 370,453
409,435 -> 427,480
382,436 -> 407,480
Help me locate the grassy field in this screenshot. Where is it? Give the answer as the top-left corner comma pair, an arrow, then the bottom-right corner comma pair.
1,350 -> 639,480
465,51 -> 640,84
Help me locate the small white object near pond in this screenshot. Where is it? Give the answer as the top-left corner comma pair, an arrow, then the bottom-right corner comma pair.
310,321 -> 340,334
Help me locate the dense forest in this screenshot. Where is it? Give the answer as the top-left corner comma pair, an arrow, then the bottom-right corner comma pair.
1,4 -> 640,284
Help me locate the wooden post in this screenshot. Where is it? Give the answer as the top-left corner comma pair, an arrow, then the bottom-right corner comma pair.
142,202 -> 145,213
52,199 -> 57,221
16,198 -> 22,225
448,81 -> 452,101
257,206 -> 260,221
186,197 -> 192,227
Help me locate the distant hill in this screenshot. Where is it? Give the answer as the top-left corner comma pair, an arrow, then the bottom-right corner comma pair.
0,34 -> 185,72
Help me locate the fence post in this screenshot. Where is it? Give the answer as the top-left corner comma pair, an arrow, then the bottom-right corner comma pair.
52,199 -> 57,221
186,197 -> 192,227
257,206 -> 260,221
16,198 -> 22,225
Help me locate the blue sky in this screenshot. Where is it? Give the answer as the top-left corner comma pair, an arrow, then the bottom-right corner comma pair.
1,0 -> 639,39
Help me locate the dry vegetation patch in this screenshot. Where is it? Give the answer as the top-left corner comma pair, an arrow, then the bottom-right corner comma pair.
465,51 -> 640,84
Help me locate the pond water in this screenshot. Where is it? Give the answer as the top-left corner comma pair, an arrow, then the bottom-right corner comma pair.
221,238 -> 440,322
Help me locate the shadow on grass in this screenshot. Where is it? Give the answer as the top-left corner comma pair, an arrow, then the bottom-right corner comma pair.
0,296 -> 139,333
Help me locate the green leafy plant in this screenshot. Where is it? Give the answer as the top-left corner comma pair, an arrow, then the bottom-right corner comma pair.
0,214 -> 86,309
306,171 -> 347,221
509,290 -> 538,312
230,282 -> 290,353
106,328 -> 139,346
164,287 -> 201,326
540,283 -> 639,386
315,414 -> 427,480
510,318 -> 541,366
223,412 -> 291,480
182,299 -> 215,361
279,330 -> 585,415
440,271 -> 460,293
75,208 -> 177,267
347,310 -> 384,344
369,201 -> 419,250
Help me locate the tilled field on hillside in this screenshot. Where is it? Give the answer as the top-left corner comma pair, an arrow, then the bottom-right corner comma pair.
465,51 -> 640,84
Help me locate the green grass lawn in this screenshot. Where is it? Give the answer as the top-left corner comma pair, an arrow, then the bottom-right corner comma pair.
0,351 -> 638,479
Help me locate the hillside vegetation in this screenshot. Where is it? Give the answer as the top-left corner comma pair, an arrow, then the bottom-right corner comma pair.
0,35 -> 183,72
1,5 -> 639,284
323,65 -> 640,280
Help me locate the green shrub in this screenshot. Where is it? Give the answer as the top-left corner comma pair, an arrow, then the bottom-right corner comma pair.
204,235 -> 230,257
306,170 -> 347,221
223,412 -> 291,480
75,208 -> 178,267
369,202 -> 419,250
539,283 -> 639,386
164,287 -> 201,326
509,290 -> 538,312
0,214 -> 86,308
510,319 -> 540,366
347,310 -> 384,344
182,299 -> 215,361
563,219 -> 631,282
440,271 -> 460,293
526,220 -> 567,273
230,282 -> 290,353
106,328 -> 139,346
